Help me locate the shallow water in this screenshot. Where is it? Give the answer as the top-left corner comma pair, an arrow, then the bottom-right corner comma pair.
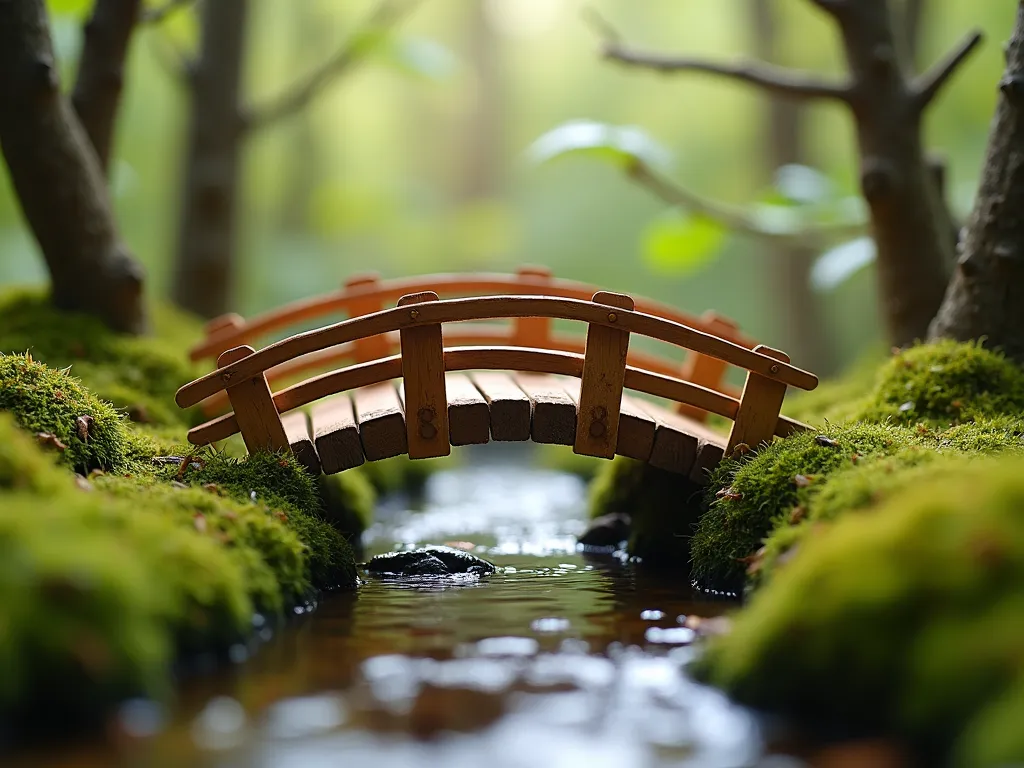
12,449 -> 795,768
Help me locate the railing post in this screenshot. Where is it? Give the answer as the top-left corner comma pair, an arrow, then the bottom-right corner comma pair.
677,311 -> 740,422
398,292 -> 451,459
726,345 -> 790,456
194,313 -> 244,362
574,291 -> 634,459
218,345 -> 289,455
512,265 -> 552,348
345,273 -> 391,363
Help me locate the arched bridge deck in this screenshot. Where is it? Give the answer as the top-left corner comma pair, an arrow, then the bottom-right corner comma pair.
176,275 -> 819,483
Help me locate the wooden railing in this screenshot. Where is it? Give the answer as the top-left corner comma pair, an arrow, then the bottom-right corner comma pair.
189,268 -> 753,422
176,291 -> 818,463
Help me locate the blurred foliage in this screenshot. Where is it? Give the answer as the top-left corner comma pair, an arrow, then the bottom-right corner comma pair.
1,0 -> 1014,374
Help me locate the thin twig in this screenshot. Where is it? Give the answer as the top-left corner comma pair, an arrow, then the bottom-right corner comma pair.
587,9 -> 851,103
627,160 -> 866,247
142,0 -> 194,24
913,29 -> 984,110
242,0 -> 419,132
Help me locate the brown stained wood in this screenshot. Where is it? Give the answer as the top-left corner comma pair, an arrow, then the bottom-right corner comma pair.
281,410 -> 320,475
312,395 -> 365,474
444,374 -> 490,446
187,272 -> 755,362
677,313 -> 740,422
515,373 -> 577,445
177,295 -> 816,407
397,292 -> 451,459
511,266 -> 552,346
574,291 -> 633,459
563,380 -> 655,462
353,383 -> 408,462
345,273 -> 391,364
727,345 -> 790,456
470,371 -> 532,442
187,347 -> 744,447
637,399 -> 727,479
218,346 -> 289,455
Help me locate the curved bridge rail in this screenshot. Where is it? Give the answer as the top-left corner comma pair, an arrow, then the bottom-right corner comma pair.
176,290 -> 818,481
189,268 -> 753,422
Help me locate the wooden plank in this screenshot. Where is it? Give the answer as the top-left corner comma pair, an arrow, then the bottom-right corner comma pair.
638,399 -> 727,482
727,345 -> 790,456
677,312 -> 740,422
470,372 -> 532,442
398,292 -> 451,459
218,346 -> 289,455
574,291 -> 633,459
312,395 -> 365,474
352,383 -> 408,461
515,373 -> 577,446
562,380 -> 654,462
280,410 -> 320,475
445,374 -> 490,446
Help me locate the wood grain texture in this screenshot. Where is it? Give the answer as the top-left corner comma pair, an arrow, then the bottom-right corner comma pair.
353,383 -> 407,462
398,292 -> 451,459
727,346 -> 790,456
188,271 -> 754,362
217,346 -> 289,454
445,373 -> 490,446
281,410 -> 320,475
470,371 -> 531,441
636,399 -> 727,478
177,296 -> 816,408
562,380 -> 655,462
515,373 -> 577,445
574,291 -> 633,459
312,395 -> 365,474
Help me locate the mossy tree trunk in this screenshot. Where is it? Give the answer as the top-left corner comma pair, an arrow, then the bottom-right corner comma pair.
929,1 -> 1024,364
0,0 -> 147,334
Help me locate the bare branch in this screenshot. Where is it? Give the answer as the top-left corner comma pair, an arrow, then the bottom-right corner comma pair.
242,0 -> 419,132
627,161 -> 866,248
913,29 -> 984,110
143,0 -> 195,25
587,9 -> 851,103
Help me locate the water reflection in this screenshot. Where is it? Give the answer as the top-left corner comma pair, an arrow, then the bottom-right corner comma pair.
12,456 -> 780,768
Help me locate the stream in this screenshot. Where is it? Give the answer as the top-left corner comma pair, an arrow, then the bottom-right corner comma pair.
14,447 -> 787,768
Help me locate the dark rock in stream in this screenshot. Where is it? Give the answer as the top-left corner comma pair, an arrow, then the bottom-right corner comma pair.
578,512 -> 631,549
365,546 -> 496,576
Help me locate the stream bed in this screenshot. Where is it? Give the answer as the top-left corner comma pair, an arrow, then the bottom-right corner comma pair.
13,449 -> 792,768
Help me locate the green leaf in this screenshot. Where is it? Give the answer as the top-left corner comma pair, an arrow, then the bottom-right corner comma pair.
47,0 -> 91,17
383,37 -> 459,81
774,164 -> 834,205
810,237 -> 876,291
642,213 -> 725,276
527,121 -> 672,171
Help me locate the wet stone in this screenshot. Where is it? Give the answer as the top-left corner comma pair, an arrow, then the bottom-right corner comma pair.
578,512 -> 631,549
366,546 -> 496,577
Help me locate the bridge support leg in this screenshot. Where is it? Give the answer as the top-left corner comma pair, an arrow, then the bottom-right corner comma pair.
398,292 -> 451,459
218,345 -> 289,455
726,345 -> 789,457
574,291 -> 634,459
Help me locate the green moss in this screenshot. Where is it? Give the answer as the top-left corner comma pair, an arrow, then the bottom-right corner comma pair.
784,348 -> 886,426
955,675 -> 1024,768
588,457 -> 701,567
0,411 -> 72,495
691,423 -> 919,590
695,457 -> 1024,763
851,340 -> 1024,428
1,353 -> 133,473
0,289 -> 201,428
318,471 -> 376,540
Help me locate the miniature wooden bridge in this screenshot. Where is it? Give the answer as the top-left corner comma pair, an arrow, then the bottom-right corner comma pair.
176,269 -> 818,483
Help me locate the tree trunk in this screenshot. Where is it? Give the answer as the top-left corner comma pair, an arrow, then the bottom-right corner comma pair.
0,0 -> 146,334
835,0 -> 952,348
171,0 -> 248,319
752,0 -> 833,374
929,1 -> 1024,363
71,0 -> 142,174
458,0 -> 504,201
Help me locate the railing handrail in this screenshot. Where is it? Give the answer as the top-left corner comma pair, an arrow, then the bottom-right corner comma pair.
185,345 -> 810,446
189,271 -> 755,361
176,295 -> 818,409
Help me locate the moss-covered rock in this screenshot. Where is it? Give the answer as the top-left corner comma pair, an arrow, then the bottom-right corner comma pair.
694,458 -> 1024,765
359,454 -> 450,497
0,289 -> 201,428
588,457 -> 702,567
318,471 -> 375,544
0,411 -> 72,495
